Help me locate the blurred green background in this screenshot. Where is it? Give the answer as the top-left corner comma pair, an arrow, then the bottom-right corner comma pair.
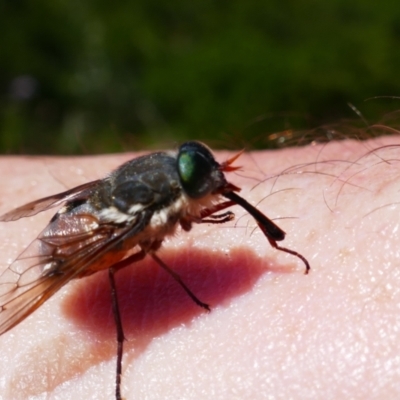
1,0 -> 400,154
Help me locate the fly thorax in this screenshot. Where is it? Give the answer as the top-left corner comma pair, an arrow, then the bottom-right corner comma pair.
148,194 -> 187,231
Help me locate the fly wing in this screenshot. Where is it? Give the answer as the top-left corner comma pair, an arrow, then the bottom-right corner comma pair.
0,209 -> 150,335
0,180 -> 102,222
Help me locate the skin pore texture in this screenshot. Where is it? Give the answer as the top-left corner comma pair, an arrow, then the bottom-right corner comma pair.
0,136 -> 400,399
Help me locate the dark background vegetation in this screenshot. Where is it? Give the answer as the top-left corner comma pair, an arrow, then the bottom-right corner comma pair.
1,0 -> 400,154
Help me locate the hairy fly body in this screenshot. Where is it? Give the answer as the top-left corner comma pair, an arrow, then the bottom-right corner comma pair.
0,141 -> 310,399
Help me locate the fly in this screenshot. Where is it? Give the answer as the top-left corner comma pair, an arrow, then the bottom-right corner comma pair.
0,141 -> 310,399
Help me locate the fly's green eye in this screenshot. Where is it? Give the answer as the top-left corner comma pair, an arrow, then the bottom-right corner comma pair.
177,141 -> 217,198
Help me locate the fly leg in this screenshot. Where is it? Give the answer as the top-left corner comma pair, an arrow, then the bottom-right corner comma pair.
108,244 -> 211,400
109,268 -> 124,400
180,201 -> 236,231
201,211 -> 235,224
151,253 -> 210,311
108,249 -> 147,400
200,200 -> 236,219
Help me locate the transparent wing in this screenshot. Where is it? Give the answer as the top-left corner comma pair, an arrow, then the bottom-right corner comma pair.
0,209 -> 148,335
0,180 -> 102,222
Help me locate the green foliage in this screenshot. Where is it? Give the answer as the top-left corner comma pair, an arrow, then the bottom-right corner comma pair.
1,0 -> 400,153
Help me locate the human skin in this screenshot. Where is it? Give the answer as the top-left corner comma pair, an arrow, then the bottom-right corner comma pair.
1,136 -> 400,399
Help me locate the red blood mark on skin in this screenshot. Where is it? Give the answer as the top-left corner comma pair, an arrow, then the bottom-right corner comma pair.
63,247 -> 289,349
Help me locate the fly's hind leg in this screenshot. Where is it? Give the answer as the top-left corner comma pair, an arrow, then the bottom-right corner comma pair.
108,248 -> 147,400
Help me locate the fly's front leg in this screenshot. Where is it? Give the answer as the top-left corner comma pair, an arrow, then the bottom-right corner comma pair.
180,201 -> 236,231
201,211 -> 235,224
200,200 -> 236,224
200,200 -> 236,219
